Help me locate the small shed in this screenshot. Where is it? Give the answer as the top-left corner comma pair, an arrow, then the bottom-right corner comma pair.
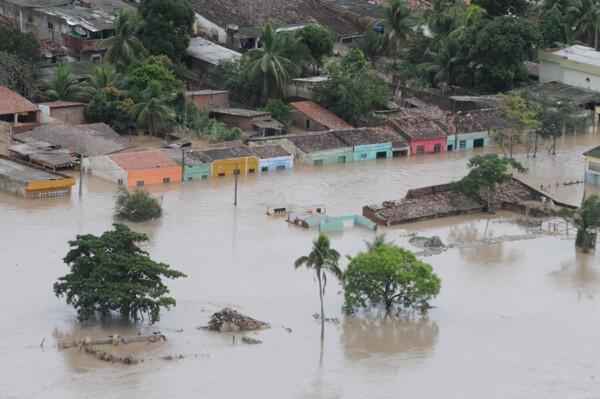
290,101 -> 353,131
287,131 -> 353,166
333,128 -> 393,161
186,37 -> 241,75
251,145 -> 293,172
38,101 -> 86,124
388,117 -> 448,155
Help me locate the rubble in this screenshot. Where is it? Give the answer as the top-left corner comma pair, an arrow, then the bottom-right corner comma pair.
205,308 -> 269,332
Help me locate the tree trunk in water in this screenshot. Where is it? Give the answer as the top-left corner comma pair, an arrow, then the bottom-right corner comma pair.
317,271 -> 324,341
595,24 -> 598,51
533,133 -> 538,158
552,137 -> 557,155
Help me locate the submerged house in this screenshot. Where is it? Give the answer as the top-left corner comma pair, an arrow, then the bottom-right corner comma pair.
165,149 -> 212,181
584,146 -> 600,185
388,117 -> 448,155
290,100 -> 353,131
200,146 -> 259,177
84,150 -> 182,187
445,113 -> 489,151
0,154 -> 75,198
287,131 -> 353,166
333,128 -> 393,161
251,145 -> 293,172
372,126 -> 410,157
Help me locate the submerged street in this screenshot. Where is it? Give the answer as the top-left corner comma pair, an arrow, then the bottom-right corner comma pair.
1,133 -> 600,398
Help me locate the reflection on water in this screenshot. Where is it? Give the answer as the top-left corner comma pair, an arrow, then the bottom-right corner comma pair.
550,248 -> 600,299
341,315 -> 439,362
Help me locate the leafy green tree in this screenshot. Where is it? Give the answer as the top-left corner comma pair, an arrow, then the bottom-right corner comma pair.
357,29 -> 387,66
558,195 -> 600,252
472,0 -> 529,17
498,92 -> 541,158
427,0 -> 464,37
315,49 -> 389,125
536,100 -> 579,155
138,0 -> 194,62
258,99 -> 292,130
210,59 -> 261,105
419,34 -> 463,89
241,24 -> 298,102
53,223 -> 186,323
465,16 -> 540,91
294,233 -> 342,339
343,244 -> 441,314
381,0 -> 413,54
42,65 -> 88,101
84,86 -> 135,133
101,10 -> 147,71
272,31 -> 314,73
364,234 -> 394,252
84,64 -> 125,98
127,56 -> 178,100
457,154 -> 527,210
0,26 -> 40,63
129,82 -> 175,137
115,188 -> 162,222
0,51 -> 37,98
539,5 -> 568,46
296,24 -> 335,71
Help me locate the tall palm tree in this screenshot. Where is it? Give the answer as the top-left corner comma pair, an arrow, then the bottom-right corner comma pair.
572,0 -> 600,49
129,84 -> 175,137
381,0 -> 413,54
100,10 -> 147,71
294,233 -> 341,340
419,34 -> 463,89
84,64 -> 125,98
42,64 -> 87,101
241,24 -> 298,102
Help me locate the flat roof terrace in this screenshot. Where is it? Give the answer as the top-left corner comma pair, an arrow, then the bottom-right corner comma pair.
0,156 -> 64,183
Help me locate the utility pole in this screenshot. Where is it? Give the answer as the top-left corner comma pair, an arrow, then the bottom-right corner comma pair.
181,149 -> 185,182
234,163 -> 239,206
79,157 -> 84,197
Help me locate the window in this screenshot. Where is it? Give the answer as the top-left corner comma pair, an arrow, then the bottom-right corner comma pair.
117,178 -> 123,185
188,177 -> 193,181
337,156 -> 346,164
313,159 -> 323,166
261,166 -> 269,172
218,173 -> 225,177
305,119 -> 310,129
233,169 -> 240,175
473,138 -> 485,148
201,175 -> 208,179
360,153 -> 367,159
589,161 -> 600,173
416,145 -> 425,155
47,22 -> 54,31
90,54 -> 101,64
163,177 -> 171,183
459,140 -> 466,149
376,151 -> 387,159
276,165 -> 286,171
27,15 -> 33,24
447,144 -> 454,151
433,144 -> 441,153
136,180 -> 144,187
249,168 -> 255,173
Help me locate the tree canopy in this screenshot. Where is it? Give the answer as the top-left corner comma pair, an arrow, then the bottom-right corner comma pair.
54,224 -> 186,323
539,5 -> 567,47
100,10 -> 147,72
0,26 -> 40,63
343,244 -> 441,314
139,0 -> 194,62
558,195 -> 600,252
115,188 -> 162,222
471,0 -> 529,17
296,24 -> 335,68
457,154 -> 527,196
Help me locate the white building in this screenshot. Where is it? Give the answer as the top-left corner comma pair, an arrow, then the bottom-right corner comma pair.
539,45 -> 600,91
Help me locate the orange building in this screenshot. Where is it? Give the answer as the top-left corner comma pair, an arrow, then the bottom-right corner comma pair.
86,150 -> 182,187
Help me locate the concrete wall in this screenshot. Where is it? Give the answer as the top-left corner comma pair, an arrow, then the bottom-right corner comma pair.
215,114 -> 267,131
258,155 -> 293,172
304,147 -> 354,166
49,105 -> 86,124
410,137 -> 447,155
84,156 -> 127,185
539,60 -> 562,83
353,143 -> 393,161
184,163 -> 211,180
539,55 -> 600,90
212,156 -> 259,177
291,111 -> 327,131
127,166 -> 182,187
187,92 -> 230,109
447,131 -> 489,150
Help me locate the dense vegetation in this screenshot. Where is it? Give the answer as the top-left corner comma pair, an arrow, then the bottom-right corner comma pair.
54,224 -> 186,323
115,188 -> 163,222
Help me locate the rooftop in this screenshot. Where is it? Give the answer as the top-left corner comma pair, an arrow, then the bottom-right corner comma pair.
190,0 -> 361,37
250,145 -> 291,158
186,37 -> 242,66
525,81 -> 600,106
109,150 -> 177,170
4,0 -> 69,8
467,109 -> 511,130
288,131 -> 349,153
17,122 -> 134,157
210,107 -> 269,118
398,105 -> 446,120
332,128 -> 391,146
0,86 -> 38,115
200,146 -> 256,161
186,89 -> 230,96
292,76 -> 329,83
388,117 -> 448,140
290,101 -> 353,130
371,125 -> 409,148
584,145 -> 600,158
164,149 -> 210,166
453,113 -> 486,134
320,0 -> 384,19
548,45 -> 600,67
38,100 -> 85,108
0,155 -> 67,183
43,0 -> 134,32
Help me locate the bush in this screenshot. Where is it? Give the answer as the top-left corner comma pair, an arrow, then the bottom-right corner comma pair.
115,188 -> 162,222
176,103 -> 242,143
258,99 -> 292,130
84,86 -> 134,134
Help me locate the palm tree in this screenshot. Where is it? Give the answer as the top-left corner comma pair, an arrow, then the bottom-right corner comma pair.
381,0 -> 413,54
84,64 -> 125,98
42,64 -> 87,101
419,34 -> 463,89
364,234 -> 393,252
294,233 -> 341,340
241,24 -> 298,102
572,0 -> 600,49
129,84 -> 175,137
100,10 -> 147,71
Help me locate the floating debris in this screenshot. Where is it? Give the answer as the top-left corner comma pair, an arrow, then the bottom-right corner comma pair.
241,336 -> 262,345
204,308 -> 269,332
409,235 -> 445,249
312,313 -> 340,324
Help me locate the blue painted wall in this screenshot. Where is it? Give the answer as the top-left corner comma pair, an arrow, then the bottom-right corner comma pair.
353,143 -> 393,161
447,132 -> 489,150
259,155 -> 294,172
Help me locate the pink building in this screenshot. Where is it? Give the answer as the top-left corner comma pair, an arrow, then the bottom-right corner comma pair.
388,117 -> 448,155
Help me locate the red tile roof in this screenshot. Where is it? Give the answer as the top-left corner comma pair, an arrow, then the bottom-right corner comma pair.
290,101 -> 353,130
0,86 -> 38,115
109,151 -> 177,171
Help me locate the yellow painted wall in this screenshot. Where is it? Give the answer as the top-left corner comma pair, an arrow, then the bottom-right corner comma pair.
211,156 -> 259,177
25,177 -> 75,198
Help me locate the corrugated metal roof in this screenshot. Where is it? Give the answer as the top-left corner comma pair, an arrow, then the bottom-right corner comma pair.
186,37 -> 241,66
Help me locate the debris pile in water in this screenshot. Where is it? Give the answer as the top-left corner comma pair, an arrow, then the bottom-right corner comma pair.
206,308 -> 269,332
410,235 -> 445,249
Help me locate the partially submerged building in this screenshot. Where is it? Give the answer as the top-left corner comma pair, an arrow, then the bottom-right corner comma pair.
333,128 -> 393,161
0,154 -> 75,198
446,113 -> 489,151
584,146 -> 600,185
0,86 -> 40,133
165,149 -> 212,181
388,117 -> 448,155
372,125 -> 410,157
290,100 -> 353,131
200,146 -> 259,177
84,150 -> 182,187
539,45 -> 600,91
287,131 -> 353,165
250,145 -> 293,172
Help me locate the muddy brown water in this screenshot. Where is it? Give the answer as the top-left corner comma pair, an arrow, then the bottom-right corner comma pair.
1,134 -> 600,398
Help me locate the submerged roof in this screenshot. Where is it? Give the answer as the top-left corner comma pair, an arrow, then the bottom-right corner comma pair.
200,146 -> 256,161
288,131 -> 349,152
388,117 -> 448,140
186,37 -> 242,65
0,155 -> 67,183
290,101 -> 353,130
371,125 -> 409,148
17,122 -> 134,156
109,150 -> 178,170
0,86 -> 38,115
332,128 -> 390,146
251,145 -> 291,158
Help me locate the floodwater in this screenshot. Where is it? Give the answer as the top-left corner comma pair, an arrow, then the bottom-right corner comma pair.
2,133 -> 600,399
